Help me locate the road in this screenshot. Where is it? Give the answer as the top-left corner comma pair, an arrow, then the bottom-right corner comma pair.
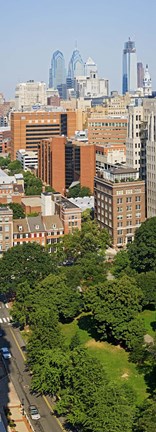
0,298 -> 65,432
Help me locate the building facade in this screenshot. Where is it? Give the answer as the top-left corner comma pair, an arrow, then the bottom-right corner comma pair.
137,62 -> 144,88
38,136 -> 66,195
122,38 -> 137,94
126,104 -> 143,170
0,207 -> 13,253
11,110 -> 76,159
49,50 -> 66,89
16,149 -> 38,170
143,65 -> 152,96
94,169 -> 145,248
15,81 -> 47,110
88,116 -> 127,146
68,49 -> 85,82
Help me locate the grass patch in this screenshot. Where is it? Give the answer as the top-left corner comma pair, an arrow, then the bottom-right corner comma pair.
61,314 -> 148,404
139,310 -> 156,337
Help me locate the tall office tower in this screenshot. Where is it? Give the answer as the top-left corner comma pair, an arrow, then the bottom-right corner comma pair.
15,81 -> 47,110
143,64 -> 152,96
126,103 -> 143,170
122,38 -> 137,94
68,49 -> 85,82
85,57 -> 97,77
137,62 -> 144,88
11,110 -> 76,160
49,50 -> 66,89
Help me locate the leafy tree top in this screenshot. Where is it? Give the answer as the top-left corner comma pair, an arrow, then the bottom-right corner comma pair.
128,217 -> 156,273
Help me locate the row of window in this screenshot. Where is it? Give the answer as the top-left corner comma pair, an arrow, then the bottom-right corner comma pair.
116,189 -> 141,195
117,205 -> 141,212
117,196 -> 141,204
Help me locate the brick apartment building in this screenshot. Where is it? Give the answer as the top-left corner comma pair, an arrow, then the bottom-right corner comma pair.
38,136 -> 95,194
0,207 -> 13,252
88,117 -> 127,146
10,110 -> 76,159
0,170 -> 24,205
94,167 -> 145,248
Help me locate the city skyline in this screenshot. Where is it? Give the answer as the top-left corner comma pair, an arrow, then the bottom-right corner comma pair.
0,0 -> 155,98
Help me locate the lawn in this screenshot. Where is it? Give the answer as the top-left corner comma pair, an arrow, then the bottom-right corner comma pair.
61,313 -> 148,404
139,310 -> 156,337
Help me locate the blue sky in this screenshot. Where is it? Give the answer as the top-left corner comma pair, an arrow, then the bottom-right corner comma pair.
0,0 -> 155,98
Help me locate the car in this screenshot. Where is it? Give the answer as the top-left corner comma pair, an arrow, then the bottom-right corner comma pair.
0,347 -> 11,359
29,405 -> 40,421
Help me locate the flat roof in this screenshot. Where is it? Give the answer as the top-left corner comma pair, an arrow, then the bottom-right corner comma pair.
61,197 -> 81,210
110,167 -> 138,174
21,197 -> 41,207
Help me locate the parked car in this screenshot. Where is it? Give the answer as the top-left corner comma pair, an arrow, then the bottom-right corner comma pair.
29,405 -> 40,420
0,347 -> 11,359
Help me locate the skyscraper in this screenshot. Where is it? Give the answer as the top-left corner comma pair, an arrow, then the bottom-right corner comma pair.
143,65 -> 152,96
49,50 -> 66,89
122,38 -> 137,94
85,57 -> 97,77
68,49 -> 84,82
137,62 -> 144,88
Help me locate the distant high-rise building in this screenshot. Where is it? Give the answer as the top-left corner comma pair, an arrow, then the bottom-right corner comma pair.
137,62 -> 144,88
15,81 -> 47,110
49,50 -> 66,89
85,57 -> 97,77
68,49 -> 84,81
143,64 -> 152,96
122,38 -> 137,94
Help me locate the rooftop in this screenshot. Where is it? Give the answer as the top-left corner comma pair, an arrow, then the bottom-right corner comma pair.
61,197 -> 81,210
42,215 -> 63,230
21,196 -> 41,207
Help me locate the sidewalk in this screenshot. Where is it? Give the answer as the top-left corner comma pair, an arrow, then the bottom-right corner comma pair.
0,380 -> 34,432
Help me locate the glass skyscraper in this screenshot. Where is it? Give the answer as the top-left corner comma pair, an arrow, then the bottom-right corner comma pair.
122,38 -> 137,94
49,50 -> 66,89
68,49 -> 85,81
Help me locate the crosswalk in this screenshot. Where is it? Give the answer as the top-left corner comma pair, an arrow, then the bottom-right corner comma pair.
0,317 -> 11,324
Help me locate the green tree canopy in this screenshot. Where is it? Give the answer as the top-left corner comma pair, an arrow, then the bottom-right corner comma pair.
23,171 -> 42,195
128,217 -> 156,273
133,399 -> 156,432
0,242 -> 55,294
84,275 -> 144,348
136,271 -> 156,309
8,159 -> 22,174
68,184 -> 91,198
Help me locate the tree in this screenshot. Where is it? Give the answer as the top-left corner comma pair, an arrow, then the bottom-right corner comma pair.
8,160 -> 22,174
0,243 -> 55,294
133,400 -> 156,432
128,217 -> 156,273
56,348 -> 136,432
68,184 -> 91,198
136,272 -> 156,309
112,250 -> 131,277
23,171 -> 42,195
11,281 -> 32,327
84,275 -> 144,348
9,203 -> 25,219
0,156 -> 11,167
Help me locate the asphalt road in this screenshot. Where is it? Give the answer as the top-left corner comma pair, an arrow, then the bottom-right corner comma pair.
0,299 -> 65,432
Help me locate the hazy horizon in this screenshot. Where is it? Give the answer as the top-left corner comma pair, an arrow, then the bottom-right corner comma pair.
0,0 -> 155,99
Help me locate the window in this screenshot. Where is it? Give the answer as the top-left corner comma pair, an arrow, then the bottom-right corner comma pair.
127,228 -> 132,233
0,227 -> 2,232
117,198 -> 122,204
117,222 -> 122,227
135,189 -> 141,193
5,218 -> 9,222
135,196 -> 140,202
127,220 -> 132,226
117,237 -> 123,244
136,213 -> 141,218
136,220 -> 141,225
0,218 -> 2,223
126,190 -> 133,194
117,215 -> 123,220
136,204 -> 141,210
127,214 -> 132,219
126,197 -> 132,203
5,226 -> 9,232
117,190 -> 123,195
117,229 -> 123,235
5,236 -> 9,240
117,207 -> 122,212
126,206 -> 132,211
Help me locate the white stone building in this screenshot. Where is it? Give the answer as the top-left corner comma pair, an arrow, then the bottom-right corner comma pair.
15,80 -> 47,110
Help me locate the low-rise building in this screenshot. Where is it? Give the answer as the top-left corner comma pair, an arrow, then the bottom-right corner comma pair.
94,167 -> 145,248
16,149 -> 38,170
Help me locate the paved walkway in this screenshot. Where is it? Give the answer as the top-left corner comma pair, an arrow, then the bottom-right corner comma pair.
0,369 -> 34,432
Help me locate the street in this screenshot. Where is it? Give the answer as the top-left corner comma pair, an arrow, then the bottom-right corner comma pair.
0,299 -> 65,432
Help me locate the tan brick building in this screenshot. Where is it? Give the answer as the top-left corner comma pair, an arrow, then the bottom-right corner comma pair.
94,168 -> 145,248
10,110 -> 76,160
88,117 -> 127,146
38,136 -> 66,195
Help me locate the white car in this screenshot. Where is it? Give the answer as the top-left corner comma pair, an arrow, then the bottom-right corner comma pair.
29,405 -> 40,420
1,347 -> 11,359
